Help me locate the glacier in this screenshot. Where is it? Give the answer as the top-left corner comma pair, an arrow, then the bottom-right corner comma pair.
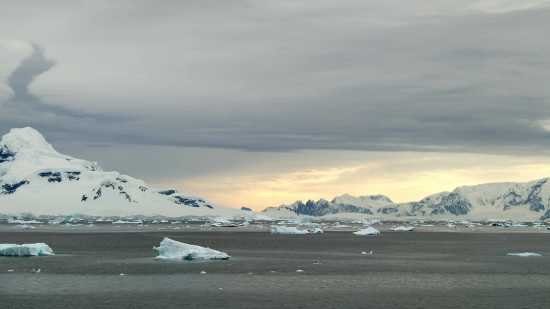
353,227 -> 380,235
0,243 -> 55,256
153,237 -> 230,260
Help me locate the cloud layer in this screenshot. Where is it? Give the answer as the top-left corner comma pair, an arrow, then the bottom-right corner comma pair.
1,1 -> 550,208
1,1 -> 549,153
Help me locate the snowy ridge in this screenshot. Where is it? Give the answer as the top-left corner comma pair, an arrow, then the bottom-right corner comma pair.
264,194 -> 394,217
265,179 -> 550,221
0,127 -> 242,217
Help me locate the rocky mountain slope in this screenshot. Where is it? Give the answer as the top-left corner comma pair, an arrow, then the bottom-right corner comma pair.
0,127 -> 241,217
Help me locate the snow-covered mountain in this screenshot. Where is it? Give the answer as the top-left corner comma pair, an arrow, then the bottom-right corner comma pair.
0,127 -> 241,217
264,180 -> 550,221
264,194 -> 394,217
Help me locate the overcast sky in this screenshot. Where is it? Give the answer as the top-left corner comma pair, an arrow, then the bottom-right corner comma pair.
2,1 -> 550,209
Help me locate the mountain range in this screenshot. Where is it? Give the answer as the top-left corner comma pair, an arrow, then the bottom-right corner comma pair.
3,127 -> 550,221
264,179 -> 550,221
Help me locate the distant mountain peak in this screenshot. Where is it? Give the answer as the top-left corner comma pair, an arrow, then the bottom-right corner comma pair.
0,127 -> 57,155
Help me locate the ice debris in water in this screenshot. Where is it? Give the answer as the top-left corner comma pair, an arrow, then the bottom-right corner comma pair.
13,224 -> 35,229
296,270 -> 305,273
270,226 -> 308,234
153,237 -> 230,260
390,226 -> 415,232
31,268 -> 41,273
361,251 -> 373,255
353,227 -> 380,236
0,243 -> 54,256
201,271 -> 207,274
507,252 -> 541,257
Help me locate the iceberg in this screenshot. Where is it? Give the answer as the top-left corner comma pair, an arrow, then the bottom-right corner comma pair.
353,227 -> 380,236
507,252 -> 541,257
270,226 -> 309,234
153,237 -> 230,260
308,228 -> 323,234
14,224 -> 35,229
390,226 -> 415,232
0,243 -> 55,256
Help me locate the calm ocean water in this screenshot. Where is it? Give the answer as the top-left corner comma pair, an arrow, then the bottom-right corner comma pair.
2,227 -> 550,308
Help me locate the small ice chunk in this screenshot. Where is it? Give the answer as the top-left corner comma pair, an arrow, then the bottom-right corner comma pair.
201,271 -> 207,274
153,237 -> 230,260
13,224 -> 35,229
7,270 -> 14,272
0,243 -> 55,256
361,251 -> 373,255
390,226 -> 415,232
507,252 -> 541,257
270,226 -> 308,234
308,228 -> 323,234
353,227 -> 380,236
120,273 -> 125,276
31,268 -> 41,273
296,270 -> 304,273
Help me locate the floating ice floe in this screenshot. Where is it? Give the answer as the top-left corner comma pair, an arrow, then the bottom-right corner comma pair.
390,226 -> 415,232
361,251 -> 373,255
14,224 -> 35,229
153,237 -> 230,260
353,227 -> 380,236
308,228 -> 323,234
507,252 -> 541,257
270,226 -> 309,234
112,220 -> 142,224
8,219 -> 42,224
0,243 -> 55,256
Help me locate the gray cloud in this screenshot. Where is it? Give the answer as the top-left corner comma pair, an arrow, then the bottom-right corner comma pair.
2,44 -> 135,127
1,1 -> 550,157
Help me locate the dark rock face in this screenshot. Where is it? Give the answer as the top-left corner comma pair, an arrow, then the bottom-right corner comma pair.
0,146 -> 15,164
1,181 -> 30,194
241,206 -> 252,211
173,196 -> 200,207
86,180 -> 133,203
38,171 -> 81,182
158,190 -> 176,196
377,207 -> 399,214
287,199 -> 374,216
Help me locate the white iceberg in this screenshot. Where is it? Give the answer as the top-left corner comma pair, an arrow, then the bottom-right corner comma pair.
153,237 -> 230,260
308,228 -> 323,234
390,226 -> 415,232
507,252 -> 541,257
0,243 -> 55,256
353,227 -> 380,236
14,224 -> 35,229
270,226 -> 309,234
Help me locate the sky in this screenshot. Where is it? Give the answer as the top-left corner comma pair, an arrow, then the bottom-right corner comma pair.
1,0 -> 550,210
